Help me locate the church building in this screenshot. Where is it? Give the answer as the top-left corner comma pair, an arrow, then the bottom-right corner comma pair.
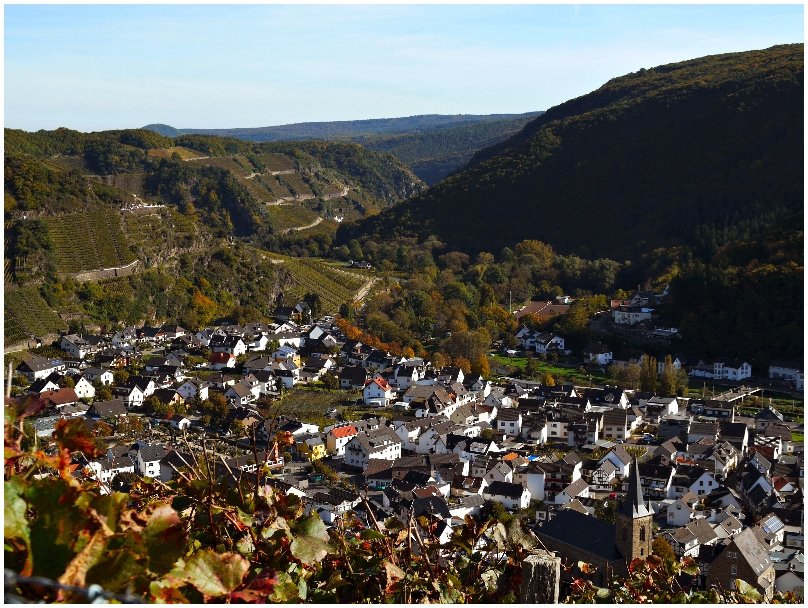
535,458 -> 653,585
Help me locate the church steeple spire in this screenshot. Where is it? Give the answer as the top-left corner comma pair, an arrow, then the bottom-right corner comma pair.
615,456 -> 653,562
619,457 -> 650,518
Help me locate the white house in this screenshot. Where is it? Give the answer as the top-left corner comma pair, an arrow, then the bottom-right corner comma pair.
83,368 -> 114,386
136,444 -> 166,478
483,481 -> 531,510
612,305 -> 653,325
363,377 -> 396,407
555,478 -> 590,505
177,379 -> 210,402
583,343 -> 612,366
345,428 -> 402,470
768,360 -> 803,390
72,376 -> 96,400
713,358 -> 752,381
60,334 -> 95,359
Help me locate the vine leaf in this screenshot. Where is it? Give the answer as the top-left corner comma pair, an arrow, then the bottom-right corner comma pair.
182,549 -> 249,598
289,513 -> 331,565
142,503 -> 188,575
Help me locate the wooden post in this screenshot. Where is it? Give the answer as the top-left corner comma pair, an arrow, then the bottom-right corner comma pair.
520,550 -> 560,604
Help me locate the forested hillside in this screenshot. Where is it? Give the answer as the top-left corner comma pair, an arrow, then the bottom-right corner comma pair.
144,113 -> 542,186
337,44 -> 803,262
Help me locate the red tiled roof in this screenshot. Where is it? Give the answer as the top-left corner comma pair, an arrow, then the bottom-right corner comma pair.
40,388 -> 79,406
331,425 -> 358,439
365,377 -> 391,391
209,352 -> 233,363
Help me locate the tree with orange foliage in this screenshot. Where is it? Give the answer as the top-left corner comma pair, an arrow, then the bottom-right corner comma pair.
454,356 -> 472,374
471,353 -> 490,377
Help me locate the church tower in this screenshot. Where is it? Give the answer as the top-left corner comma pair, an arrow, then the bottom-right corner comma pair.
615,457 -> 653,563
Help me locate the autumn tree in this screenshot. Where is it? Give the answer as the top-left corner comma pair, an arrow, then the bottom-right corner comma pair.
659,355 -> 678,395
230,419 -> 246,438
541,371 -> 555,386
58,375 -> 75,389
514,239 -> 555,268
653,536 -> 677,562
471,353 -> 490,377
453,356 -> 472,375
113,370 -> 130,386
641,356 -> 658,393
430,352 -> 447,370
92,421 -> 113,438
616,363 -> 642,390
321,373 -> 339,391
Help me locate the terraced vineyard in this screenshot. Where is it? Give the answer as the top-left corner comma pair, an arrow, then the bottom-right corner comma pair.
42,209 -> 136,273
280,173 -> 315,198
255,175 -> 295,200
100,276 -> 134,297
279,257 -> 369,313
4,287 -> 67,342
4,312 -> 29,346
47,156 -> 87,172
189,156 -> 250,177
266,205 -> 320,232
256,153 -> 296,172
121,207 -> 198,260
147,146 -> 207,160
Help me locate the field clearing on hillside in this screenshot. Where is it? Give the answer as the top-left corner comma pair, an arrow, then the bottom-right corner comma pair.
257,153 -> 296,172
270,389 -> 357,430
109,174 -> 148,199
4,287 -> 66,340
47,156 -> 87,172
147,146 -> 207,160
488,353 -> 610,385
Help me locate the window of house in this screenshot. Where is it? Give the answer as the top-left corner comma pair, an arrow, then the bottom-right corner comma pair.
731,565 -> 737,576
640,527 -> 646,541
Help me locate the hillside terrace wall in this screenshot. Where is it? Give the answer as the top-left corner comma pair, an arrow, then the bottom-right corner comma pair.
70,260 -> 140,283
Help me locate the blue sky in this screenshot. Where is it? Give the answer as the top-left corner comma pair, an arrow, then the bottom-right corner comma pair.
4,4 -> 804,132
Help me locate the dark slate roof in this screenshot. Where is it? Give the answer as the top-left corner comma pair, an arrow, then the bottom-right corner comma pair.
537,509 -> 621,561
138,444 -> 167,463
89,399 -> 128,417
411,496 -> 452,519
486,480 -> 526,499
402,470 -> 432,486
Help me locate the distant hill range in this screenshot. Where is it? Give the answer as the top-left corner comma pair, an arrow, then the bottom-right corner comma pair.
143,112 -> 543,185
336,44 -> 804,262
